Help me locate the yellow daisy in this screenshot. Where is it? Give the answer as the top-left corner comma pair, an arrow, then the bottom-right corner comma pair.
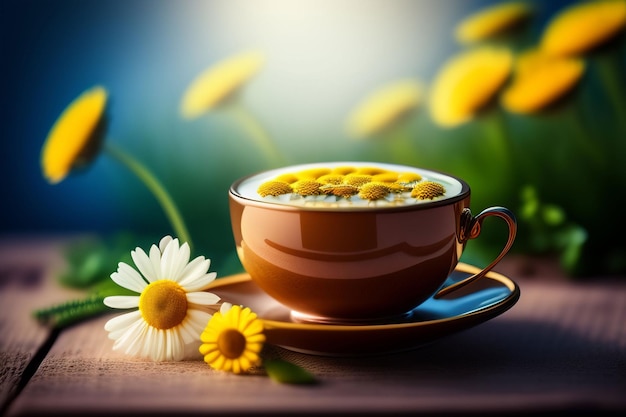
180,50 -> 265,119
41,86 -> 107,184
502,49 -> 585,114
41,87 -> 193,248
199,303 -> 266,374
429,46 -> 513,127
347,79 -> 423,138
104,236 -> 220,361
540,0 -> 626,57
455,1 -> 533,44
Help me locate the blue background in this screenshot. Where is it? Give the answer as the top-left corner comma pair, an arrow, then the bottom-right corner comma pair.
0,0 -> 593,274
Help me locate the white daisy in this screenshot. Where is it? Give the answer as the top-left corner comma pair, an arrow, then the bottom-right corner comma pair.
103,236 -> 220,361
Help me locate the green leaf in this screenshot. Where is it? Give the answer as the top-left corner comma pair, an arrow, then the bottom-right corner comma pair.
59,233 -> 138,289
264,359 -> 317,385
541,204 -> 566,226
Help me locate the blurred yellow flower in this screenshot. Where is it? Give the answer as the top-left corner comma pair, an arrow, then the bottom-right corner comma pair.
41,86 -> 107,184
347,79 -> 422,138
540,0 -> 626,57
502,50 -> 585,114
42,86 -> 193,248
180,50 -> 264,119
455,1 -> 532,44
429,47 -> 513,127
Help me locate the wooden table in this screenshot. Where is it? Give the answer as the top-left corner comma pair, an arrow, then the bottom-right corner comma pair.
1,235 -> 625,416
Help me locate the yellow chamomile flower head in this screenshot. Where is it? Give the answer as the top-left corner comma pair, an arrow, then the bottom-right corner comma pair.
291,180 -> 322,196
104,236 -> 220,361
455,1 -> 533,44
347,79 -> 423,138
199,302 -> 266,374
429,47 -> 513,127
540,0 -> 626,57
257,181 -> 293,197
358,182 -> 391,200
41,86 -> 108,184
180,50 -> 265,119
411,181 -> 446,200
502,49 -> 585,114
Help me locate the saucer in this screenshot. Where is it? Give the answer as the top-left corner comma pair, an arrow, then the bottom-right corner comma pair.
207,262 -> 520,356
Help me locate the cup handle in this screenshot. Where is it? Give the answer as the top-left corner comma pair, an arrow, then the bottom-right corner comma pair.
434,206 -> 517,298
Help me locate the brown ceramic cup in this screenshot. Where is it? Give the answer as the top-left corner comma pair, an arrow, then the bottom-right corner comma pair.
228,162 -> 516,324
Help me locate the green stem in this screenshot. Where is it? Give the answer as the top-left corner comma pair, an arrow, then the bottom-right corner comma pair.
477,107 -> 520,202
226,102 -> 286,167
34,294 -> 110,328
385,123 -> 418,165
481,109 -> 511,163
478,109 -> 515,190
34,279 -> 134,328
594,53 -> 626,134
560,101 -> 605,167
104,143 -> 193,250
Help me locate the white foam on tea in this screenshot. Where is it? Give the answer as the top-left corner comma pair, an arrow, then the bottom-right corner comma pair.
234,162 -> 464,208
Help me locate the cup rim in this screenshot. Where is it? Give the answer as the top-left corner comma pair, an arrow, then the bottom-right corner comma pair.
229,161 -> 471,212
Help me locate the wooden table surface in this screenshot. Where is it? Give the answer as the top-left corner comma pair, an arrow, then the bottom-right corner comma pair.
1,235 -> 625,416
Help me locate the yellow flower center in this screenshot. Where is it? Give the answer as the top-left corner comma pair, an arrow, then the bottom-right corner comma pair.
217,328 -> 247,359
139,280 -> 188,330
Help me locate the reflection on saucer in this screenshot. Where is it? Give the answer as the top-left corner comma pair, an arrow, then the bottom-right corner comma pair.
207,263 -> 520,356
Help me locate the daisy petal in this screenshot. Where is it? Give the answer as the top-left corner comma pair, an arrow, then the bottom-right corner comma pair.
141,326 -> 157,359
185,309 -> 212,335
168,328 -> 186,361
104,295 -> 140,309
160,238 -> 181,280
181,272 -> 218,292
186,291 -> 221,306
111,263 -> 147,293
104,310 -> 142,332
177,321 -> 197,344
112,319 -> 145,353
178,257 -> 210,287
131,246 -> 158,283
148,243 -> 162,282
124,322 -> 149,357
155,329 -> 166,361
170,242 -> 191,282
159,235 -> 173,252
